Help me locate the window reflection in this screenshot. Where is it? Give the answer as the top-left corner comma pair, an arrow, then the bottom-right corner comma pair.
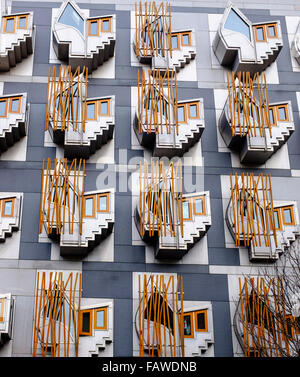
224,9 -> 251,40
58,3 -> 84,35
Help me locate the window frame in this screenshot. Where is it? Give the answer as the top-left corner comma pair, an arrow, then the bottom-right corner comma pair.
1,198 -> 15,218
3,16 -> 16,33
254,25 -> 266,42
181,32 -> 191,46
97,193 -> 110,213
268,106 -> 276,126
17,15 -> 29,30
99,99 -> 110,116
183,312 -> 194,338
188,102 -> 200,119
79,309 -> 93,336
88,19 -> 99,36
94,307 -> 108,330
177,104 -> 187,124
266,23 -> 278,39
86,100 -> 97,121
170,33 -> 180,50
83,195 -> 96,218
276,104 -> 289,122
8,96 -> 22,114
194,309 -> 208,332
273,208 -> 283,230
101,18 -> 112,33
281,205 -> 295,226
0,298 -> 4,322
0,99 -> 8,118
182,198 -> 192,221
193,195 -> 206,216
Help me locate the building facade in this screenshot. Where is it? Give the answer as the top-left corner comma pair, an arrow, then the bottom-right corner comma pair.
0,0 -> 300,357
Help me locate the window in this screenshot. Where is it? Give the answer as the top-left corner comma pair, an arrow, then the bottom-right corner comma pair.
273,208 -> 282,230
0,298 -> 4,322
98,193 -> 109,213
193,196 -> 205,216
79,309 -> 92,336
183,313 -> 194,338
94,307 -> 107,330
9,97 -> 21,113
254,25 -> 266,42
188,102 -> 199,119
99,100 -> 110,116
267,23 -> 277,38
101,18 -> 111,32
177,105 -> 186,123
1,198 -> 14,218
282,206 -> 295,226
3,14 -> 28,33
0,100 -> 7,118
181,33 -> 191,46
83,195 -> 95,218
88,20 -> 98,36
86,101 -> 97,120
171,34 -> 179,50
224,9 -> 251,40
18,16 -> 28,29
277,105 -> 289,122
58,3 -> 84,35
194,310 -> 208,332
4,17 -> 15,33
182,199 -> 192,221
268,107 -> 275,126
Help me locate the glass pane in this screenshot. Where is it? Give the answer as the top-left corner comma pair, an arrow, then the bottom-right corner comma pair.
256,27 -> 265,41
182,201 -> 190,219
274,211 -> 279,228
102,20 -> 110,32
283,208 -> 292,224
85,197 -> 94,216
171,35 -> 178,49
189,104 -> 197,118
268,25 -> 275,37
5,18 -> 14,32
269,108 -> 274,124
18,16 -> 27,28
10,98 -> 20,112
86,103 -> 95,119
58,3 -> 84,35
96,310 -> 105,328
4,201 -> 13,216
82,312 -> 90,333
99,196 -> 107,211
177,106 -> 185,122
195,198 -> 203,214
90,21 -> 98,35
224,9 -> 251,40
0,101 -> 6,117
196,312 -> 206,330
278,107 -> 287,121
100,101 -> 108,115
184,314 -> 192,336
182,34 -> 190,45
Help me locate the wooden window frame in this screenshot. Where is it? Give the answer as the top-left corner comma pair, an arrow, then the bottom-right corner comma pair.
79,309 -> 93,336
17,14 -> 29,30
171,33 -> 180,50
276,104 -> 289,122
268,106 -> 276,126
266,23 -> 278,39
1,198 -> 15,218
99,99 -> 110,116
9,96 -> 22,114
101,18 -> 112,33
86,101 -> 97,121
194,309 -> 208,332
94,307 -> 108,330
177,104 -> 187,124
193,195 -> 206,216
281,205 -> 295,226
182,199 -> 192,221
0,99 -> 8,118
88,19 -> 99,36
188,102 -> 200,119
97,193 -> 110,213
254,25 -> 266,42
273,208 -> 283,230
3,16 -> 16,33
181,32 -> 191,46
183,312 -> 194,338
83,195 -> 96,218
0,298 -> 4,322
